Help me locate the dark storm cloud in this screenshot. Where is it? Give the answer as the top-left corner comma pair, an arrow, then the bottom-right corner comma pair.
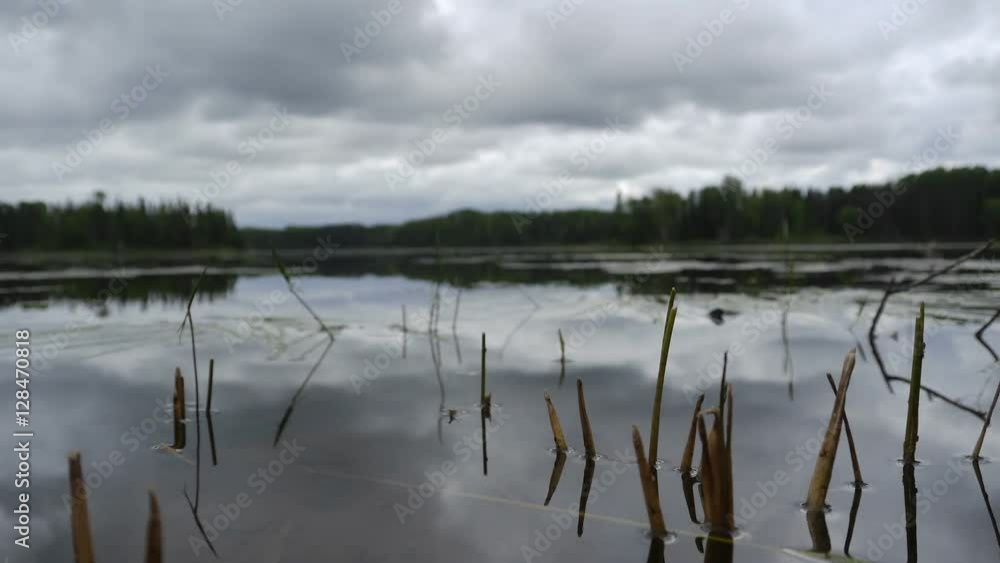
2,0 -> 998,225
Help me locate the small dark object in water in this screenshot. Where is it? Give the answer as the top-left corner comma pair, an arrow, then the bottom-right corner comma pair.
447,409 -> 458,423
709,308 -> 725,324
709,308 -> 738,325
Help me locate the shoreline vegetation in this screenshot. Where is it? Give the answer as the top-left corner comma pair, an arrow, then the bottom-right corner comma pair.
1,167 -> 998,254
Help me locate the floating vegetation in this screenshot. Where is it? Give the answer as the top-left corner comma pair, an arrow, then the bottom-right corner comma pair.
869,239 -> 993,338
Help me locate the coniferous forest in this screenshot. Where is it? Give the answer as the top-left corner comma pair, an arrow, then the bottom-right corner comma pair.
3,167 -> 999,252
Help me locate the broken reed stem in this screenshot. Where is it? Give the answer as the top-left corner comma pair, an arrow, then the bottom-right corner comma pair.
680,394 -> 706,472
649,288 -> 678,465
69,451 -> 96,563
577,379 -> 596,459
145,491 -> 162,563
902,304 -> 925,465
697,412 -> 718,525
706,411 -> 728,530
806,348 -> 857,511
826,372 -> 864,485
480,333 -> 488,408
972,375 -> 1000,459
402,305 -> 407,333
452,289 -> 461,333
558,329 -> 565,363
174,367 -> 186,421
172,390 -> 186,450
631,425 -> 668,537
544,392 -> 569,452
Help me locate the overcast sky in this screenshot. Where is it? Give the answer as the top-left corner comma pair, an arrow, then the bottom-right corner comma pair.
4,0 -> 999,227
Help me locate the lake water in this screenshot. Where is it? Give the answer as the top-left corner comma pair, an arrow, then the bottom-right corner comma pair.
3,244 -> 999,563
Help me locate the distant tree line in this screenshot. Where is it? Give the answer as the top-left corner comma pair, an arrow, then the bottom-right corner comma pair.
0,192 -> 243,251
3,167 -> 998,252
249,167 -> 1000,248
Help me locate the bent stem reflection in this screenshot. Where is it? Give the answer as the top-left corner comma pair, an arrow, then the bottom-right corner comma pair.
577,457 -> 596,536
844,484 -> 863,558
806,508 -> 832,555
544,451 -> 567,506
972,460 -> 1000,552
273,338 -> 334,447
903,462 -> 918,563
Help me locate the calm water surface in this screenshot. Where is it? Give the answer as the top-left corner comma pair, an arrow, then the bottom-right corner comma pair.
2,245 -> 999,563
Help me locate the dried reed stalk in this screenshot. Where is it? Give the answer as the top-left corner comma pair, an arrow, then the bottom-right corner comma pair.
631,425 -> 668,537
69,451 -> 96,563
680,393 -> 705,472
543,392 -> 568,452
972,375 -> 1000,459
577,379 -> 596,458
805,349 -> 857,511
145,491 -> 162,563
826,372 -> 863,485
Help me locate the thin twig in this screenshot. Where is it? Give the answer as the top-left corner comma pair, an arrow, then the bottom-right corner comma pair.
972,376 -> 1000,459
826,373 -> 864,485
577,379 -> 596,459
870,240 -> 994,337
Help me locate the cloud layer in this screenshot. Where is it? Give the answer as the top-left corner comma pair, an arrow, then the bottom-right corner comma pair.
4,0 -> 999,226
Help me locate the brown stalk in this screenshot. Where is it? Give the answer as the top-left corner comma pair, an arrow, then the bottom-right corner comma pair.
697,412 -> 718,525
577,379 -> 596,459
543,392 -> 568,452
631,425 -> 668,537
174,367 -> 186,421
145,491 -> 162,563
680,393 -> 705,473
69,451 -> 96,563
826,372 -> 864,485
805,348 -> 857,511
